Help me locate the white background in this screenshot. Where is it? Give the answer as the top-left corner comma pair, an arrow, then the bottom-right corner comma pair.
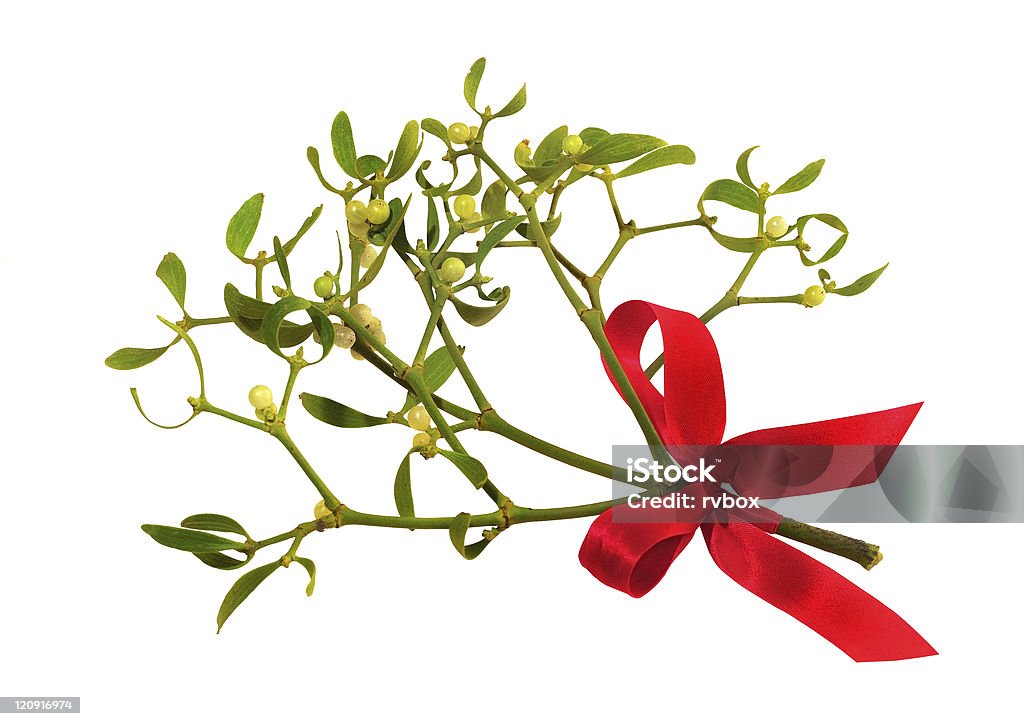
3,1 -> 1022,723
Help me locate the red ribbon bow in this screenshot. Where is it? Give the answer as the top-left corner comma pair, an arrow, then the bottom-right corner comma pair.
579,300 -> 936,661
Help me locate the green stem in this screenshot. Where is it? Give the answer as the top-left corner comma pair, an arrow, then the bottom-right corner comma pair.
254,259 -> 266,301
602,174 -> 625,230
197,400 -> 265,431
738,294 -> 804,305
279,360 -> 303,421
185,315 -> 232,328
348,237 -> 363,305
478,410 -> 625,480
271,426 -> 341,510
595,228 -> 636,279
633,217 -> 709,236
414,292 -> 447,365
776,519 -> 883,570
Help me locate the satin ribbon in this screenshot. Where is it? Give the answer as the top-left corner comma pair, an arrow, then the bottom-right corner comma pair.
579,300 -> 937,661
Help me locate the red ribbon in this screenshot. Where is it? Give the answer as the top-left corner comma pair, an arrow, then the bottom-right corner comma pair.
579,300 -> 937,661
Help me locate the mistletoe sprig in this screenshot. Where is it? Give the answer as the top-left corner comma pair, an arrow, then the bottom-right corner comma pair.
107,58 -> 888,632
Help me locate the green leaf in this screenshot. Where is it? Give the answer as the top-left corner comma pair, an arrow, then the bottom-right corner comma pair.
261,296 -> 311,358
535,125 -> 568,166
481,180 -> 507,220
223,284 -> 313,346
416,160 -> 449,196
293,557 -> 316,597
452,165 -> 482,196
278,205 -> 324,258
394,453 -> 414,518
105,344 -> 172,370
421,118 -> 450,146
477,215 -> 526,268
437,449 -> 488,489
387,120 -> 422,181
578,134 -> 665,165
795,213 -> 849,265
493,84 -> 526,118
331,111 -> 359,177
452,286 -> 511,326
426,195 -> 440,250
226,193 -> 263,259
193,551 -> 254,570
272,237 -> 291,291
156,253 -> 187,310
217,561 -> 282,633
356,155 -> 387,177
258,296 -> 333,360
448,512 -> 491,560
736,146 -> 759,189
401,346 -> 458,413
699,179 -> 761,214
307,146 -> 344,195
516,214 -> 561,241
707,228 -> 760,253
464,57 -> 486,112
832,264 -> 888,297
141,524 -> 244,553
355,197 -> 410,292
421,346 -> 458,392
615,145 -> 695,179
579,127 -> 610,147
181,514 -> 250,538
307,147 -> 344,195
300,392 -> 389,427
774,159 -> 825,195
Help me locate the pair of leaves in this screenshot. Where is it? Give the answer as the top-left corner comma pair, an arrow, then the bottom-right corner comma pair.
261,295 -> 334,360
393,448 -> 489,519
105,251 -> 192,369
226,195 -> 323,261
224,284 -> 313,347
331,112 -> 422,182
794,213 -> 849,266
216,555 -> 316,633
452,286 -> 511,326
819,264 -> 889,297
142,513 -> 253,570
464,57 -> 527,118
736,146 -> 825,195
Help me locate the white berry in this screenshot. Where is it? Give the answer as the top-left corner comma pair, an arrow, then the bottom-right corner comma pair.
766,216 -> 788,238
333,324 -> 356,349
360,246 -> 378,268
349,303 -> 373,326
248,385 -> 273,409
407,405 -> 431,431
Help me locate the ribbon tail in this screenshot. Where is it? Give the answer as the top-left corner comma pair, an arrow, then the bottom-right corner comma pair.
703,519 -> 938,662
